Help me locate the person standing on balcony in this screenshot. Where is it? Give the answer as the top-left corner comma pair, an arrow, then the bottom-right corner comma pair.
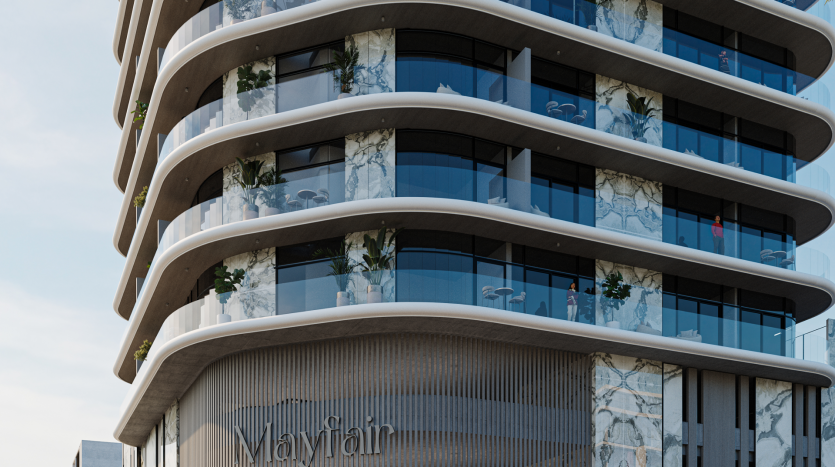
712,215 -> 725,255
567,282 -> 578,322
719,50 -> 731,74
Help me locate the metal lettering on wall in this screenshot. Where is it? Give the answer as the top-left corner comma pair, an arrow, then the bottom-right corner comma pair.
234,416 -> 395,465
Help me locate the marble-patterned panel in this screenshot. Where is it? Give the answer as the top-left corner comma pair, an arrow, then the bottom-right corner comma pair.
345,129 -> 395,201
823,387 -> 835,467
595,260 -> 662,333
222,57 -> 276,125
827,319 -> 835,367
755,378 -> 793,467
345,230 -> 396,305
346,29 -> 395,96
592,353 -> 663,467
595,75 -> 663,147
222,152 -> 277,222
143,425 -> 156,467
596,0 -> 663,52
662,364 -> 682,467
222,0 -> 261,25
223,248 -> 277,319
164,401 -> 178,467
595,168 -> 663,241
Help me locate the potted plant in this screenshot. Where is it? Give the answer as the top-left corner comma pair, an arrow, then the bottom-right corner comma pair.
236,65 -> 273,114
224,0 -> 252,24
621,92 -> 659,143
134,339 -> 152,373
601,272 -> 631,329
360,227 -> 402,303
258,167 -> 287,216
134,185 -> 149,208
324,46 -> 361,99
232,157 -> 264,220
214,265 -> 245,323
131,100 -> 149,129
313,240 -> 357,307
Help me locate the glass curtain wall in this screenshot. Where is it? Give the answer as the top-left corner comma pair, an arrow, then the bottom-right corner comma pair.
531,152 -> 596,226
662,274 -> 796,355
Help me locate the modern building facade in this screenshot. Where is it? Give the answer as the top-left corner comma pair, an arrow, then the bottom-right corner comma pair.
110,0 -> 835,465
72,440 -> 123,467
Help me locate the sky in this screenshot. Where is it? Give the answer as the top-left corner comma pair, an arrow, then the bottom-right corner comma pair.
0,0 -> 128,465
0,2 -> 834,466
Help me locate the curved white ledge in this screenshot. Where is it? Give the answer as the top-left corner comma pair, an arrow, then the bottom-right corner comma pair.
112,197 -> 835,383
111,0 -> 835,196
111,92 -> 835,314
113,302 -> 835,444
112,0 -> 132,64
111,0 -> 148,132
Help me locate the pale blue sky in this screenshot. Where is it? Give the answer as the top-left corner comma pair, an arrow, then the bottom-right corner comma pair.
0,2 -> 833,466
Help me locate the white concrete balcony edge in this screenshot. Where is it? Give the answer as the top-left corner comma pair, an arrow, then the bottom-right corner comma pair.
112,197 -> 835,381
113,302 -> 835,445
110,93 -> 835,319
111,0 -> 835,195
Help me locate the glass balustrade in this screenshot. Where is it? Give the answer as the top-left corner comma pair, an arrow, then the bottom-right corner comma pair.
159,0 -> 320,72
140,269 -> 826,373
500,0 -> 815,93
158,61 -> 828,191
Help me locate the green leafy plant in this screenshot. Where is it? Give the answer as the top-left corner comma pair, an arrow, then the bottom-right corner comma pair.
313,240 -> 357,291
214,266 -> 245,304
134,186 -> 149,208
236,65 -> 273,112
258,167 -> 287,210
131,100 -> 149,129
360,227 -> 402,286
621,92 -> 659,141
232,157 -> 264,210
601,272 -> 632,322
134,339 -> 153,361
324,46 -> 361,94
224,0 -> 253,20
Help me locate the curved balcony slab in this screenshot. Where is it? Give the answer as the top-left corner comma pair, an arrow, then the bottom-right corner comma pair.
114,302 -> 835,445
654,0 -> 835,83
112,0 -> 835,196
112,0 -> 134,64
113,196 -> 835,383
111,93 -> 835,318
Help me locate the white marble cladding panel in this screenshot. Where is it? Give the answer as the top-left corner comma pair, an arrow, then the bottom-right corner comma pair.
345,129 -> 395,201
827,319 -> 835,367
223,248 -> 277,319
346,29 -> 395,96
164,401 -> 178,467
756,378 -> 793,467
222,57 -> 276,125
595,260 -> 662,333
222,152 -> 277,222
596,0 -> 663,52
346,230 -> 396,304
662,364 -> 683,467
222,0 -> 261,25
592,353 -> 663,467
823,387 -> 835,467
596,75 -> 663,147
596,168 -> 662,241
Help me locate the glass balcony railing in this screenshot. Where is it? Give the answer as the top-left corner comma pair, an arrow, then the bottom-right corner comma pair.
158,61 -> 829,192
500,0 -> 815,93
159,0 -> 319,72
139,270 -> 826,374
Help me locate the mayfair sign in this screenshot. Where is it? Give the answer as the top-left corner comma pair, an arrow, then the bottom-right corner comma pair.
235,416 -> 395,466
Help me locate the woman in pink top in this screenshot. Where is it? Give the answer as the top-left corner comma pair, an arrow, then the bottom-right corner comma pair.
712,215 -> 724,255
567,282 -> 578,322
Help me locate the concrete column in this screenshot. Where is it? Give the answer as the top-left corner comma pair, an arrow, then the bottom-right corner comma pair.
702,371 -> 736,466
739,376 -> 750,464
507,148 -> 531,213
506,48 -> 531,112
686,368 -> 698,467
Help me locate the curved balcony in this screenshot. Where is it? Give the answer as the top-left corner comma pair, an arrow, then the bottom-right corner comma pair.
142,272 -> 822,375
112,0 -> 835,199
158,61 -> 830,191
